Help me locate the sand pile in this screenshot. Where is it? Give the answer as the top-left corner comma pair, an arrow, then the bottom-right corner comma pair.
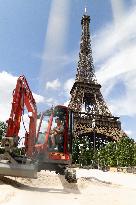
76,168 -> 136,189
0,179 -> 15,204
17,170 -> 91,193
0,170 -> 90,193
1,168 -> 136,191
0,170 -> 136,205
1,168 -> 136,190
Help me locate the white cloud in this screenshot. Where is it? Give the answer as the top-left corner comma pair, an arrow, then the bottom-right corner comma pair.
62,78 -> 75,108
18,114 -> 49,146
40,50 -> 78,68
124,129 -> 133,138
33,93 -> 45,103
43,0 -> 71,55
93,6 -> 136,64
18,113 -> 29,146
96,44 -> 136,84
0,71 -> 17,121
63,100 -> 70,107
93,5 -> 136,117
45,97 -> 58,107
111,0 -> 126,24
46,79 -> 61,90
0,71 -> 45,122
64,78 -> 74,97
108,71 -> 136,116
40,0 -> 71,80
132,0 -> 136,5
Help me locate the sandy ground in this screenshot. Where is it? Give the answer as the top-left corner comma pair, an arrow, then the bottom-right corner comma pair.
0,170 -> 136,205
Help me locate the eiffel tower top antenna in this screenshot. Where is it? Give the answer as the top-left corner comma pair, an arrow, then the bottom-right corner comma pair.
84,0 -> 87,14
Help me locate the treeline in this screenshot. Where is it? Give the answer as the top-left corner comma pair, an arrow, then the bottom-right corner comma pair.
72,136 -> 136,168
0,121 -> 7,141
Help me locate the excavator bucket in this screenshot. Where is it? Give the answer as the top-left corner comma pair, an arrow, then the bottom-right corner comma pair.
0,161 -> 38,179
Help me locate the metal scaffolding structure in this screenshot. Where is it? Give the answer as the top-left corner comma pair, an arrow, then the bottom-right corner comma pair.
68,14 -> 126,144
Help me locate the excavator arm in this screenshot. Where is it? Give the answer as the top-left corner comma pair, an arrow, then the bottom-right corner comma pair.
3,75 -> 37,156
0,76 -> 38,178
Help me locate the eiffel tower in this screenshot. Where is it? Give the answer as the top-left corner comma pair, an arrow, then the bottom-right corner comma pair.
68,12 -> 126,145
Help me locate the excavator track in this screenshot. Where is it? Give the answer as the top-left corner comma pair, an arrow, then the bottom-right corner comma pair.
0,161 -> 37,178
0,152 -> 38,179
64,167 -> 77,183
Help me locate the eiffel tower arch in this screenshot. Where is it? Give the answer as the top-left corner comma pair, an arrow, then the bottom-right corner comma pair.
68,13 -> 126,148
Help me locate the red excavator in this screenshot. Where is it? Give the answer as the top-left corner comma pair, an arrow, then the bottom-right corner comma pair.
0,76 -> 76,182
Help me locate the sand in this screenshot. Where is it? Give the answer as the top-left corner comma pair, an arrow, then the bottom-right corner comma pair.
0,169 -> 136,205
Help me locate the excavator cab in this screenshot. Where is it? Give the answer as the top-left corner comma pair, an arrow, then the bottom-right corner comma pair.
37,106 -> 70,151
36,105 -> 73,168
35,105 -> 76,182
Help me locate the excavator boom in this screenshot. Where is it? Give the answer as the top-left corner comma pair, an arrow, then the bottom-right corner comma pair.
0,76 -> 38,178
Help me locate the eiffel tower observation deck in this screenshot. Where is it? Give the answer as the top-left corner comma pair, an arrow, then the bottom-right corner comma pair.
68,11 -> 126,144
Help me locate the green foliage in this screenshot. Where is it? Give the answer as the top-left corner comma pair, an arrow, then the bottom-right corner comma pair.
72,135 -> 136,168
72,137 -> 94,166
0,121 -> 7,154
116,137 -> 135,166
72,138 -> 80,164
0,121 -> 7,141
98,142 -> 117,167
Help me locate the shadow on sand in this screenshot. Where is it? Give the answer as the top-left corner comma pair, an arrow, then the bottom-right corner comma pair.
0,174 -> 80,194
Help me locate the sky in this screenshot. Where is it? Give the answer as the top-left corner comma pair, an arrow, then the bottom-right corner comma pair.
0,0 -> 136,140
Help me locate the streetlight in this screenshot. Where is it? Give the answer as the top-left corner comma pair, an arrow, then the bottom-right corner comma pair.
92,119 -> 96,153
92,118 -> 96,167
79,143 -> 84,167
116,142 -> 118,167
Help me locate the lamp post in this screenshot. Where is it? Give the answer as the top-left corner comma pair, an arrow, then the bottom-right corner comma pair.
79,143 -> 83,167
92,118 -> 96,167
116,142 -> 118,167
92,119 -> 96,153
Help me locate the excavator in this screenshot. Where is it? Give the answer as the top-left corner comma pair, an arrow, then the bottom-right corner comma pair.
0,76 -> 76,183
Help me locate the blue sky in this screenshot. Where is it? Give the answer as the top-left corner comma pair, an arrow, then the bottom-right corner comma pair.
0,0 -> 136,140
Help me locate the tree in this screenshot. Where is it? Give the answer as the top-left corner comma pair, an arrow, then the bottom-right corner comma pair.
72,137 -> 94,166
72,135 -> 136,168
0,121 -> 7,141
116,137 -> 135,166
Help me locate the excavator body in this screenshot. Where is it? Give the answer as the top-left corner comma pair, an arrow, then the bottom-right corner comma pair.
0,76 -> 76,182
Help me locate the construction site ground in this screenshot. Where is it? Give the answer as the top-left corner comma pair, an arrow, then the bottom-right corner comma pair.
0,169 -> 136,205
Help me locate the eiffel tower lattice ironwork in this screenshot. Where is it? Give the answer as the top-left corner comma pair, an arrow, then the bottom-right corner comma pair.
68,13 -> 126,142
